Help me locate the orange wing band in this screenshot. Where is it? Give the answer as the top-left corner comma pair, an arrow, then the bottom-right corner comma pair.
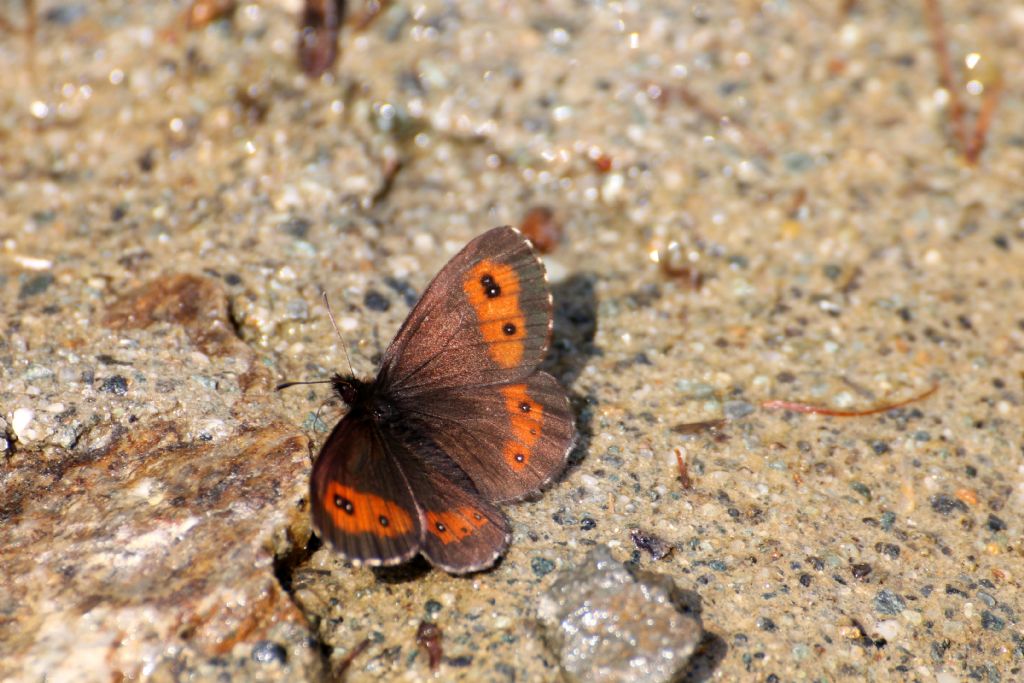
463,260 -> 526,369
426,507 -> 490,545
500,384 -> 544,471
324,482 -> 416,537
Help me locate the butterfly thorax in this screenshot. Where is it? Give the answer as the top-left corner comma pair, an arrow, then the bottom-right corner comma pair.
331,374 -> 397,423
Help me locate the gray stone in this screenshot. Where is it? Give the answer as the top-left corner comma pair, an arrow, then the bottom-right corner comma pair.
536,545 -> 702,683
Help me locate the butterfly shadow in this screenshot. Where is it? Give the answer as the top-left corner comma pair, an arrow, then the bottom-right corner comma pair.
371,555 -> 433,583
543,272 -> 599,480
371,554 -> 508,584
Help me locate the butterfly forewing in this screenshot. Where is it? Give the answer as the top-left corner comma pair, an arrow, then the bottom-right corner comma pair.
310,416 -> 422,566
380,227 -> 552,395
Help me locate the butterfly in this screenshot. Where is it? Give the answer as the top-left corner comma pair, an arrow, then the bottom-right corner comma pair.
304,226 -> 575,574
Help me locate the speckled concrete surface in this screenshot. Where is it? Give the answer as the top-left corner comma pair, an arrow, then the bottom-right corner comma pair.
2,1 -> 1024,681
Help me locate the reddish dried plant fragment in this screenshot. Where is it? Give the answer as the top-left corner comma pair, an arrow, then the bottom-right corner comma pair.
334,638 -> 370,678
761,384 -> 938,417
186,0 -> 237,29
519,206 -> 562,254
416,621 -> 443,671
298,0 -> 346,77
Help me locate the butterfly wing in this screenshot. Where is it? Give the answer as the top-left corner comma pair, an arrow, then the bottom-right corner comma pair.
310,414 -> 422,566
387,433 -> 511,574
378,226 -> 575,503
379,226 -> 553,395
417,474 -> 510,574
402,370 -> 575,502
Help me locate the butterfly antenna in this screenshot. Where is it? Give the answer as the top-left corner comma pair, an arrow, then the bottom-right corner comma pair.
322,290 -> 356,376
275,379 -> 333,391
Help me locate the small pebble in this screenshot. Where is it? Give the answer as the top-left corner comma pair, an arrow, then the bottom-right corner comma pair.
11,409 -> 35,441
876,543 -> 900,560
44,4 -> 88,25
986,514 -> 1006,532
929,494 -> 967,515
849,482 -> 872,502
531,557 -> 555,577
251,640 -> 287,664
851,563 -> 872,581
363,290 -> 391,312
873,620 -> 900,641
630,528 -> 672,560
280,216 -> 312,238
19,273 -> 55,299
285,299 -> 309,320
873,589 -> 905,615
384,277 -> 419,306
880,512 -> 896,531
24,365 -> 55,381
980,611 -> 1005,631
723,400 -> 755,419
98,376 -> 129,395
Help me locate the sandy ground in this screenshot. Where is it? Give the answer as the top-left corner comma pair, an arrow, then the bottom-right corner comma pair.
2,1 -> 1024,681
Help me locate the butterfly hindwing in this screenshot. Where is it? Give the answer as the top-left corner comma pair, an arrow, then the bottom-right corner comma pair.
402,370 -> 575,502
386,432 -> 511,574
310,415 -> 422,566
380,227 -> 552,395
417,475 -> 510,574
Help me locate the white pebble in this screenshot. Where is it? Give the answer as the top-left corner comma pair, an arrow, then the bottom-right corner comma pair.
601,173 -> 625,203
413,232 -> 434,253
543,257 -> 568,284
11,408 -> 34,441
873,619 -> 899,641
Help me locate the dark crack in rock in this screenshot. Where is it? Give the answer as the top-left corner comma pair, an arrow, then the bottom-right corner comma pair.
536,545 -> 702,683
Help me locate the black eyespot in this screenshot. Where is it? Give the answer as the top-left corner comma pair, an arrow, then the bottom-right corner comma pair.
502,322 -> 517,335
379,515 -> 389,527
481,274 -> 501,298
436,522 -> 447,532
335,495 -> 354,514
530,428 -> 537,435
473,512 -> 483,520
515,453 -> 525,463
520,401 -> 531,413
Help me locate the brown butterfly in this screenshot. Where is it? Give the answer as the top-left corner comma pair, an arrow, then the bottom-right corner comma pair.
303,227 -> 575,574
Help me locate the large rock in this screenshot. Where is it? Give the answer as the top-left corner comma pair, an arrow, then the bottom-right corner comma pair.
0,420 -> 315,681
536,545 -> 703,683
1,273 -> 318,681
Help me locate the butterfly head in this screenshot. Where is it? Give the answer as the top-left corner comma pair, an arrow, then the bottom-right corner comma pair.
331,374 -> 398,423
331,374 -> 369,407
